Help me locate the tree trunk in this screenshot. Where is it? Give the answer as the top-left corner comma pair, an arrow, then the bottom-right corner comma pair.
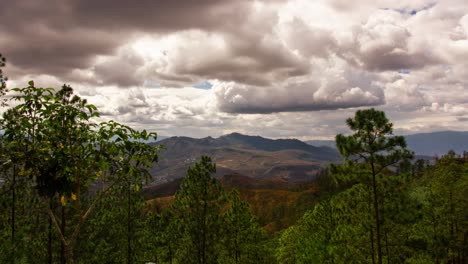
371,162 -> 383,264
127,184 -> 133,264
381,195 -> 390,264
169,245 -> 173,264
11,166 -> 16,264
201,184 -> 208,264
370,228 -> 376,264
61,205 -> 66,264
64,243 -> 73,264
384,229 -> 390,264
202,200 -> 207,264
368,184 -> 375,264
48,199 -> 53,264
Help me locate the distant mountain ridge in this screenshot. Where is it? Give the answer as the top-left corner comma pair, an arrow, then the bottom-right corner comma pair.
149,131 -> 468,184
211,133 -> 336,158
405,131 -> 468,156
150,133 -> 340,184
306,139 -> 337,149
306,131 -> 468,156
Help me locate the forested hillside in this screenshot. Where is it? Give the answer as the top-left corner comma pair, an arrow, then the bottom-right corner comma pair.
150,133 -> 339,184
0,70 -> 466,263
144,174 -> 319,233
277,110 -> 468,264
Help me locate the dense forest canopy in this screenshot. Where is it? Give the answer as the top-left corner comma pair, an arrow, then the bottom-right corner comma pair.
0,55 -> 467,263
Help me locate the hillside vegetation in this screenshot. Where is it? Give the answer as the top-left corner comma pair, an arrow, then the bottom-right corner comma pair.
151,133 -> 339,184
0,79 -> 466,263
144,174 -> 319,233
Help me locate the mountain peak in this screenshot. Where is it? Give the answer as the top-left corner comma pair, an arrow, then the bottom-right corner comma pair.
221,132 -> 257,139
154,132 -> 340,183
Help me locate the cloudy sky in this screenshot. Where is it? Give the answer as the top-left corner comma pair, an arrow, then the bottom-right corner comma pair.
1,0 -> 468,140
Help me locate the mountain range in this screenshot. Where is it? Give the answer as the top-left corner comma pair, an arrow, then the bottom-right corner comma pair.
150,132 -> 339,184
144,130 -> 468,232
307,131 -> 468,156
149,131 -> 468,185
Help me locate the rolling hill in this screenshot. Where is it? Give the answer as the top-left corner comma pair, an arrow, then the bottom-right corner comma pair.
148,131 -> 468,185
143,173 -> 319,233
149,133 -> 339,184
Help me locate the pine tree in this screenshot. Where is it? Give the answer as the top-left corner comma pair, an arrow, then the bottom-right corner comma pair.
172,156 -> 226,264
335,108 -> 413,264
223,190 -> 267,263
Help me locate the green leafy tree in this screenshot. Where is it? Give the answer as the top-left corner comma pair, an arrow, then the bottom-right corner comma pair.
335,108 -> 413,264
92,121 -> 160,264
0,166 -> 50,263
0,52 -> 7,106
0,81 -> 160,263
0,82 -> 54,263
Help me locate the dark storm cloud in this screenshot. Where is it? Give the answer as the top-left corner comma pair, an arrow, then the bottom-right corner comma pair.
171,41 -> 310,87
0,0 -> 250,33
0,0 -> 251,78
0,27 -> 123,76
70,0 -> 247,31
3,0 -> 466,126
218,100 -> 384,114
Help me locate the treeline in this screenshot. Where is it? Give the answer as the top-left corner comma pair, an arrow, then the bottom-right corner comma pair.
0,82 -> 160,263
278,151 -> 468,263
0,78 -> 271,263
0,55 -> 467,263
276,111 -> 468,264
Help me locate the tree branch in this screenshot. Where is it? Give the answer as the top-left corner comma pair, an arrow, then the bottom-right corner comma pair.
46,204 -> 68,247
70,182 -> 115,246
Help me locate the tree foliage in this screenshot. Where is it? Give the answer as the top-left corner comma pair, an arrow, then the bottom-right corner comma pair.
222,190 -> 269,263
152,156 -> 271,264
171,156 -> 225,263
0,52 -> 7,106
335,108 -> 413,264
1,80 -> 466,264
276,109 -> 466,264
0,81 -> 161,263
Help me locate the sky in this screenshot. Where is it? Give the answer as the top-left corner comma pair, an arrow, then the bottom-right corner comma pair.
1,0 -> 468,140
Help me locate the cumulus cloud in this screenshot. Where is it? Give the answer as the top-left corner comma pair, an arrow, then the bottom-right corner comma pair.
341,9 -> 439,71
278,18 -> 337,58
383,78 -> 429,111
0,0 -> 256,78
213,59 -> 384,113
2,0 -> 468,138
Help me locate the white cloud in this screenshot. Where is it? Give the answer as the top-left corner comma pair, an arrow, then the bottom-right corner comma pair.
2,0 -> 468,139
213,57 -> 385,113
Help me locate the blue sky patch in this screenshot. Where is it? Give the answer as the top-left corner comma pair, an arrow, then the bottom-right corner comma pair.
384,2 -> 437,16
192,81 -> 213,89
